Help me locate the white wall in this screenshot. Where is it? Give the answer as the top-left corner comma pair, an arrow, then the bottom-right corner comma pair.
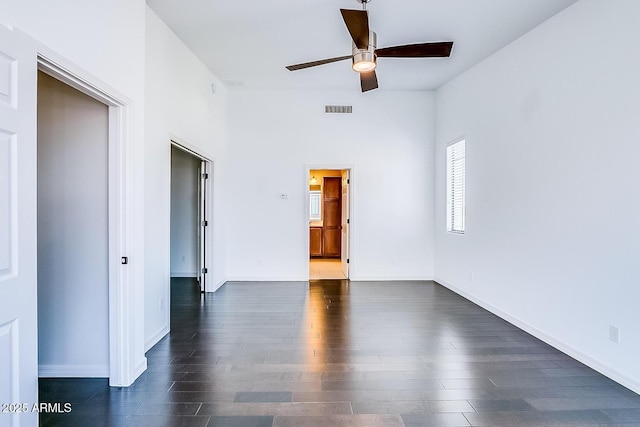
37,72 -> 109,377
145,8 -> 229,350
434,0 -> 640,392
227,89 -> 435,281
170,147 -> 200,277
0,0 -> 147,384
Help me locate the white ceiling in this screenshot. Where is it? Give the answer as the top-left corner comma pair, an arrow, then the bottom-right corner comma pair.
146,0 -> 578,92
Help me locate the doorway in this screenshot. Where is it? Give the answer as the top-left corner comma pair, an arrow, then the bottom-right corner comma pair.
170,142 -> 211,292
308,168 -> 351,280
36,71 -> 110,377
36,55 -> 136,386
0,27 -> 137,397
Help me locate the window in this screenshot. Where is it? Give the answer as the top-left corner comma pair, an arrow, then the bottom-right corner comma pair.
446,139 -> 466,233
309,191 -> 321,221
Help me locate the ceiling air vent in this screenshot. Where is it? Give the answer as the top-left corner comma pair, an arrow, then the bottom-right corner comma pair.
325,105 -> 353,114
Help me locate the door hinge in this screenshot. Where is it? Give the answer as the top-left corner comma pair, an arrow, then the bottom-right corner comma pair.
347,179 -> 350,184
202,220 -> 208,227
347,259 -> 349,264
347,218 -> 350,224
201,267 -> 208,274
202,173 -> 209,179
121,257 -> 128,265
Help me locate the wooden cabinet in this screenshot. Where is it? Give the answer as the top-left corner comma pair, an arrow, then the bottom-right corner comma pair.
323,228 -> 341,257
309,227 -> 323,257
323,177 -> 342,257
308,177 -> 342,258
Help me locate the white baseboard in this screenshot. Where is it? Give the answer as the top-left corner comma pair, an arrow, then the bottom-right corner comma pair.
350,275 -> 434,281
205,279 -> 226,293
434,276 -> 640,395
225,276 -> 308,282
39,364 -> 109,378
132,357 -> 147,385
224,276 -> 435,282
170,272 -> 197,278
145,325 -> 169,352
107,357 -> 147,387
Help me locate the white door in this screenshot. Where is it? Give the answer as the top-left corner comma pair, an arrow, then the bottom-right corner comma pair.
198,160 -> 209,292
0,25 -> 39,426
340,170 -> 350,279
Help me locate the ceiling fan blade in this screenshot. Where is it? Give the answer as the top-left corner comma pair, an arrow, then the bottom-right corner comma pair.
360,70 -> 378,92
376,41 -> 454,58
340,9 -> 369,49
286,55 -> 352,71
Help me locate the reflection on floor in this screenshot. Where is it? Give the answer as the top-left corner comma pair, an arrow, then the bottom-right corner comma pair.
37,278 -> 640,426
309,258 -> 346,280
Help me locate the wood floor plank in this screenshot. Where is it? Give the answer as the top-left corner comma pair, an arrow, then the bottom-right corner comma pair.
38,278 -> 640,426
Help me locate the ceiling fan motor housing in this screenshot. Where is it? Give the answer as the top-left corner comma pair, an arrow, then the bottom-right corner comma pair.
352,31 -> 377,72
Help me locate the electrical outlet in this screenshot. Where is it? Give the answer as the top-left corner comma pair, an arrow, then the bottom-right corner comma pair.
609,325 -> 619,343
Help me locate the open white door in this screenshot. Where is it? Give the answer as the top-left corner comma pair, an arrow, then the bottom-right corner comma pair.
0,25 -> 39,426
340,170 -> 350,279
198,160 -> 209,292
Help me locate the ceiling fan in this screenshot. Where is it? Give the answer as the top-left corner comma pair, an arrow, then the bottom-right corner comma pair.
285,0 -> 454,92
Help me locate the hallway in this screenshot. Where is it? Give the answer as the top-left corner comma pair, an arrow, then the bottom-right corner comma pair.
39,279 -> 640,426
309,259 -> 346,280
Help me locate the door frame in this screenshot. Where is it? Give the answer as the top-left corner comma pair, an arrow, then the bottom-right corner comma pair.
340,169 -> 351,279
304,165 -> 353,280
170,138 -> 213,293
36,49 -> 139,386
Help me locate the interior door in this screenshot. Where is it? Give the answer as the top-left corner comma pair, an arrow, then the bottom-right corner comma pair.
0,25 -> 39,425
198,160 -> 208,292
323,177 -> 342,257
340,170 -> 350,278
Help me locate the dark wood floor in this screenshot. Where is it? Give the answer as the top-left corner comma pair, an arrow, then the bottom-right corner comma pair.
39,279 -> 640,426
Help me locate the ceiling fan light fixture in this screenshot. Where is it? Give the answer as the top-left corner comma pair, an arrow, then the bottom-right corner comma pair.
352,51 -> 377,72
352,30 -> 377,73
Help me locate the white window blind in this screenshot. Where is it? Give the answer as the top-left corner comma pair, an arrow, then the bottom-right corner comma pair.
446,140 -> 466,233
309,191 -> 321,221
